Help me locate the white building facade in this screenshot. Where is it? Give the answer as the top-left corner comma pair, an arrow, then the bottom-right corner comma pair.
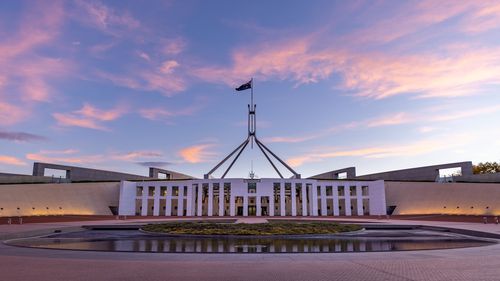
118,178 -> 386,217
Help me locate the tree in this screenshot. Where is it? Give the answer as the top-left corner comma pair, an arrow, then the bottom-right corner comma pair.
473,162 -> 500,174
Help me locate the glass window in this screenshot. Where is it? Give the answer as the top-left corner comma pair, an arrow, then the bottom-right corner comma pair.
248,182 -> 257,193
148,186 -> 155,196
350,186 -> 357,196
338,186 -> 345,196
326,186 -> 333,196
160,186 -> 167,196
172,186 -> 179,196
361,186 -> 368,196
136,186 -> 143,196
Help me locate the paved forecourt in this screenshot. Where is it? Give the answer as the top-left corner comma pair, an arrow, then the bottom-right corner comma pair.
1,217 -> 500,281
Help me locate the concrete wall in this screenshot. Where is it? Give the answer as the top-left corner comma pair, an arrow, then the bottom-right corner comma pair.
0,182 -> 120,217
309,167 -> 356,180
385,181 -> 500,215
357,162 -> 473,181
454,173 -> 500,183
0,174 -> 65,184
32,162 -> 151,182
149,168 -> 196,180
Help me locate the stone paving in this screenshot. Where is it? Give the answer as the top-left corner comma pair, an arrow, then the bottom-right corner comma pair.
1,217 -> 500,281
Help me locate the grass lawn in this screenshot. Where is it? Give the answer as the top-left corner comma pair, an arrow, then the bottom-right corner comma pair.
141,221 -> 362,235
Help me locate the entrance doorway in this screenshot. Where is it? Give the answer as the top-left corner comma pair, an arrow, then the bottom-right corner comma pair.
237,206 -> 244,216
248,205 -> 256,216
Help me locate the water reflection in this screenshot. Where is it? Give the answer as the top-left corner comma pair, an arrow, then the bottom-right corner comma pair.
9,234 -> 493,253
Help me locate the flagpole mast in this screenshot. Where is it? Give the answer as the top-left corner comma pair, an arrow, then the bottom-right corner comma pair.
250,77 -> 254,148
204,78 -> 301,179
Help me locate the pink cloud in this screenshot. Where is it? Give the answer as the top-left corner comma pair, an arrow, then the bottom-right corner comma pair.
365,112 -> 412,127
159,60 -> 180,74
113,151 -> 163,161
139,99 -> 205,122
263,135 -> 320,144
0,2 -> 72,126
139,108 -> 174,121
287,133 -> 473,167
138,51 -> 151,61
52,113 -> 106,131
77,103 -> 127,121
96,61 -> 186,96
178,144 -> 216,163
0,102 -> 29,126
53,103 -> 127,130
161,38 -> 186,55
26,149 -> 103,164
0,155 -> 27,166
73,0 -> 140,34
192,37 -> 343,86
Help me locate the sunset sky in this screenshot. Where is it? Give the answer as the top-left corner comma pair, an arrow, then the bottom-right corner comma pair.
1,0 -> 499,178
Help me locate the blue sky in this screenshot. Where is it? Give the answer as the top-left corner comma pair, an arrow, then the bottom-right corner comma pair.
1,0 -> 499,178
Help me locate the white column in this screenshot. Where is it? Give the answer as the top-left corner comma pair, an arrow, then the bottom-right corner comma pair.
219,186 -> 224,216
153,186 -> 160,216
301,185 -> 308,216
166,186 -> 172,216
177,186 -> 184,216
186,185 -> 193,216
243,196 -> 249,216
197,185 -> 203,216
269,196 -> 275,216
345,188 -> 352,216
356,185 -> 363,216
291,184 -> 297,216
230,193 -> 235,216
256,196 -> 261,216
333,186 -> 340,216
208,185 -> 213,216
279,184 -> 285,216
311,185 -> 318,216
141,187 -> 148,216
320,185 -> 327,216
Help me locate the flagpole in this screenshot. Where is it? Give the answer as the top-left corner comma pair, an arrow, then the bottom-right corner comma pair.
251,77 -> 254,148
251,77 -> 254,111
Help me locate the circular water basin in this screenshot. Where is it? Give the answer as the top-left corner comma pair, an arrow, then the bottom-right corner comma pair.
4,228 -> 495,253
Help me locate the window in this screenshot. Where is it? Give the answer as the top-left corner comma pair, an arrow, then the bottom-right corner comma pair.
439,167 -> 462,177
361,186 -> 368,196
338,186 -> 345,196
136,186 -> 143,196
337,172 -> 347,179
248,182 -> 257,193
148,186 -> 155,196
157,172 -> 170,179
160,186 -> 167,196
326,186 -> 333,196
172,186 -> 179,196
349,186 -> 357,196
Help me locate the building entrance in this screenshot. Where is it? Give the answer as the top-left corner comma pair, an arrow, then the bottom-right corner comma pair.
248,205 -> 256,216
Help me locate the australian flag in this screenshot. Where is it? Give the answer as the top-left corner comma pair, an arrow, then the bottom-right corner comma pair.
235,80 -> 252,91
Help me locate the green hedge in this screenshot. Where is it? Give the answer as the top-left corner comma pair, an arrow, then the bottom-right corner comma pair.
141,221 -> 361,235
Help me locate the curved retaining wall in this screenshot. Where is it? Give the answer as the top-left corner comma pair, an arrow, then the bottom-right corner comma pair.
0,182 -> 120,217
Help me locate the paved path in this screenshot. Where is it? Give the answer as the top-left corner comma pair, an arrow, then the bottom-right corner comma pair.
1,217 -> 500,281
236,217 -> 269,223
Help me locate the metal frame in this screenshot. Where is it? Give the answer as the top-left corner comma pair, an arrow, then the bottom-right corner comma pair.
204,79 -> 301,179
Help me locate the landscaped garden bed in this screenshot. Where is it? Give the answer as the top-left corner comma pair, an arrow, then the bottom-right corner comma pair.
141,221 -> 362,236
